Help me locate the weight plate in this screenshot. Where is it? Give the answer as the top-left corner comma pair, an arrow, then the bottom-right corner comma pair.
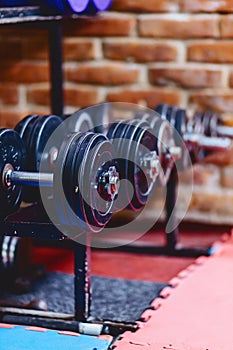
166,106 -> 177,127
155,103 -> 169,120
23,115 -> 63,203
190,112 -> 204,134
30,115 -> 63,172
15,115 -> 40,202
0,129 -> 26,218
127,123 -> 157,210
148,117 -> 175,186
209,111 -> 219,137
53,133 -> 80,229
54,132 -> 94,234
68,111 -> 94,133
174,109 -> 190,170
1,236 -> 10,271
65,0 -> 90,13
63,132 -> 93,230
92,0 -> 112,11
79,134 -> 115,231
15,115 -> 38,139
91,104 -> 113,134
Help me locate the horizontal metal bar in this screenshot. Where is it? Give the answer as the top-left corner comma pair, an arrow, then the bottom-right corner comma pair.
11,171 -> 53,187
216,125 -> 233,138
183,133 -> 231,151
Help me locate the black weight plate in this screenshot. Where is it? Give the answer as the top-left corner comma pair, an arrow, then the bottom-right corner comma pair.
0,129 -> 26,218
166,106 -> 177,127
192,112 -> 204,134
1,236 -> 11,272
174,108 -> 186,137
155,103 -> 169,120
53,133 -> 79,229
91,103 -> 113,134
201,110 -> 213,137
55,132 -> 94,233
30,115 -> 63,172
107,120 -> 123,141
124,120 -> 154,210
149,117 -> 174,186
129,125 -> 157,209
15,115 -> 40,203
63,132 -> 93,229
14,115 -> 38,139
26,115 -> 63,203
209,111 -> 219,137
79,134 -> 114,231
20,115 -> 40,156
174,109 -> 190,170
71,133 -> 96,231
68,111 -> 94,133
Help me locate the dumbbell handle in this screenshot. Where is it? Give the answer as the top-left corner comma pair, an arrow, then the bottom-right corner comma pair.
216,125 -> 233,138
183,134 -> 231,151
6,170 -> 54,188
4,165 -> 119,201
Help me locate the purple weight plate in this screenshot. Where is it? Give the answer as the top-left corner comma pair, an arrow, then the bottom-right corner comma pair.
92,0 -> 112,10
66,0 -> 89,12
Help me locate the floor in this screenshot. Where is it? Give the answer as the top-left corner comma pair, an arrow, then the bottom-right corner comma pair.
33,222 -> 231,282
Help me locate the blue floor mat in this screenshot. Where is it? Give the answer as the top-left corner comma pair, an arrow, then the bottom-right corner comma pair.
0,324 -> 111,350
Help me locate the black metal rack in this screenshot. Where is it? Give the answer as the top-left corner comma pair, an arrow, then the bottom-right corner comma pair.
0,6 -> 94,333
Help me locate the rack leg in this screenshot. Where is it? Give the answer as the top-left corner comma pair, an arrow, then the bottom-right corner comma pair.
48,21 -> 64,116
74,235 -> 91,322
165,167 -> 179,251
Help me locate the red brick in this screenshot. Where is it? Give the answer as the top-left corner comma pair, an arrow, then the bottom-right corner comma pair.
66,63 -> 140,85
63,15 -> 136,37
64,86 -> 101,107
27,86 -> 51,106
181,0 -> 233,13
0,39 -> 24,61
0,62 -> 49,83
111,0 -> 179,13
103,40 -> 178,62
63,39 -> 96,61
190,92 -> 233,113
221,15 -> 233,37
0,84 -> 19,105
188,42 -> 233,63
106,88 -> 181,109
27,85 -> 101,108
139,15 -> 219,38
149,67 -> 224,88
22,38 -> 49,60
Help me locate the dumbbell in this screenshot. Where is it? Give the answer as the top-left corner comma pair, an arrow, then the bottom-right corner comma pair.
0,128 -> 119,234
0,235 -> 32,281
156,104 -> 231,164
193,110 -> 233,139
107,118 -> 161,211
134,110 -> 181,185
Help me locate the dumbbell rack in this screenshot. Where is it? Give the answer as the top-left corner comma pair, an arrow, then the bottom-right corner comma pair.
0,6 -> 97,334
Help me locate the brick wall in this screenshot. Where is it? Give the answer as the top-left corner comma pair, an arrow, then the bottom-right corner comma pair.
1,0 -> 233,224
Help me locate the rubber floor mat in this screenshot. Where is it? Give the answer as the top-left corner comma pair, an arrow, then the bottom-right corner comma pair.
0,272 -> 167,323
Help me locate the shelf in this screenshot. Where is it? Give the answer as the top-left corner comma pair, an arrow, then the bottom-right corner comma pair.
0,6 -> 62,25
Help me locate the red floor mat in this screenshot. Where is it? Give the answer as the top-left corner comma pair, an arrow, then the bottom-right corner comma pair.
114,236 -> 233,350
